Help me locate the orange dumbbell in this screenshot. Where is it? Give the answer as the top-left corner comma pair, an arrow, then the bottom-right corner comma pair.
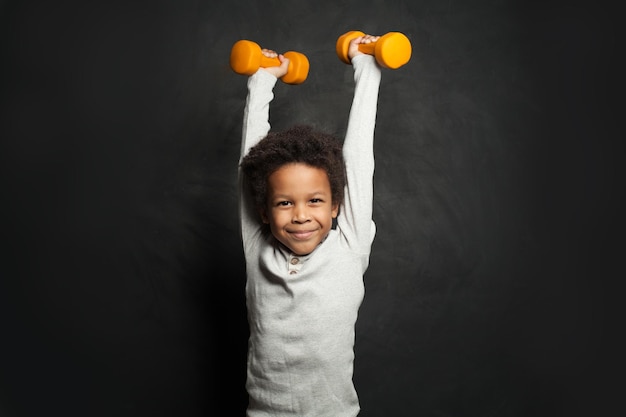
336,31 -> 412,69
230,40 -> 310,85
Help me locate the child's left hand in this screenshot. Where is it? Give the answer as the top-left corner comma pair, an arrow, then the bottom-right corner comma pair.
348,34 -> 380,61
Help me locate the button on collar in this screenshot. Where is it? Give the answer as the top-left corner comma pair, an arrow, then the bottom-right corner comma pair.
288,255 -> 303,275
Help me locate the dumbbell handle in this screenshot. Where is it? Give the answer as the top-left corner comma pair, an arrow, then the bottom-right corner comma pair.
256,54 -> 282,70
355,41 -> 377,57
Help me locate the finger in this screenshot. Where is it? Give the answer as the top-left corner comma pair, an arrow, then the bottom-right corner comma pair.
349,35 -> 364,45
261,48 -> 278,58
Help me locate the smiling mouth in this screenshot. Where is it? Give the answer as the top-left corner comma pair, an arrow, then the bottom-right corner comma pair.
289,230 -> 316,240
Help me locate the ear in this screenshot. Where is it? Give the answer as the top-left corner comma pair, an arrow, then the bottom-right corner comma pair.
331,203 -> 339,219
259,207 -> 270,224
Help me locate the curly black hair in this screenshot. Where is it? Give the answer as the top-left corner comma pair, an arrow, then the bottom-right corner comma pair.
240,124 -> 346,211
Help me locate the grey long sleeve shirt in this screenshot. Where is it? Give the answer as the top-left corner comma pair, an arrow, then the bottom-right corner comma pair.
239,54 -> 381,417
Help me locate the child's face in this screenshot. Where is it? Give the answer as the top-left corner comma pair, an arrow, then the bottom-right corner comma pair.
262,162 -> 339,256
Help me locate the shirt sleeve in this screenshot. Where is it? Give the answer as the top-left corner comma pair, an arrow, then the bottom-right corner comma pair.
337,54 -> 382,256
238,70 -> 278,252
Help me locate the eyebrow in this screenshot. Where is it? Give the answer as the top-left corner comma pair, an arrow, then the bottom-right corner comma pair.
270,190 -> 330,199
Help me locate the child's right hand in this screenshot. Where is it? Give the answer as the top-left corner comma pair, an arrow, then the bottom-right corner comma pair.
260,48 -> 290,79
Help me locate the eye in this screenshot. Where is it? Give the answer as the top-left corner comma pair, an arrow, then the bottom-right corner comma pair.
276,200 -> 292,207
310,198 -> 323,204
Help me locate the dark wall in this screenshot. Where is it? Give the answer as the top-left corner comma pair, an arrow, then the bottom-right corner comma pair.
1,1 -> 621,416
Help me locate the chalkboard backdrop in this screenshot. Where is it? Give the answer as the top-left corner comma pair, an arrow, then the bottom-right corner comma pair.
0,1 -> 621,416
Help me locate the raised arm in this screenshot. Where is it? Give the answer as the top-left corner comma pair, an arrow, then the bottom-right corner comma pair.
240,51 -> 291,159
238,70 -> 277,248
240,70 -> 277,161
337,53 -> 382,254
239,52 -> 291,250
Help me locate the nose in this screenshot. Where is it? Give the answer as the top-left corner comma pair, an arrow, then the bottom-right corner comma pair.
292,204 -> 311,223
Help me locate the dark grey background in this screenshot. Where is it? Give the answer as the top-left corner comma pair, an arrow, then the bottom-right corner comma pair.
1,0 -> 621,416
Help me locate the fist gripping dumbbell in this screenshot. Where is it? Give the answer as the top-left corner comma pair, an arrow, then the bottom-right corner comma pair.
230,40 -> 310,85
336,31 -> 412,69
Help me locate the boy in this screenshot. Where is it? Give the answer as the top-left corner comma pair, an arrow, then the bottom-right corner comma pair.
238,34 -> 381,416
